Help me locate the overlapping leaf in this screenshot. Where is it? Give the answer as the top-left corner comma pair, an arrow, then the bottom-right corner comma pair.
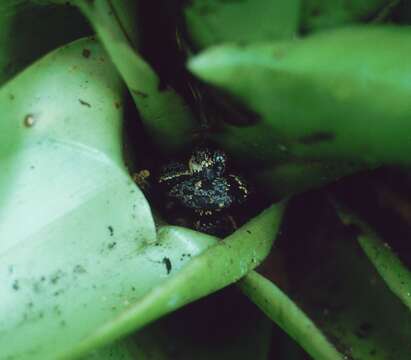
76,0 -> 196,152
301,0 -> 389,32
66,203 -> 284,359
189,26 -> 411,195
184,0 -> 300,49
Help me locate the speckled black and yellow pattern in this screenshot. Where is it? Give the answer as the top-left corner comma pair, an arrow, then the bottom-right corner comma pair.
158,147 -> 250,236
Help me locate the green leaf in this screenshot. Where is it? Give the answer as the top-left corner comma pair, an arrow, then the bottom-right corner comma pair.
184,0 -> 300,49
83,339 -> 139,360
76,0 -> 197,151
0,0 -> 91,85
0,36 -> 157,359
64,203 -> 284,359
189,26 -> 411,195
301,0 -> 393,32
338,210 -> 411,312
239,271 -> 344,360
0,31 -> 282,359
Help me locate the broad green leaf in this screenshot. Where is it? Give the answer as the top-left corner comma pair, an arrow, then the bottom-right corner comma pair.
239,271 -> 344,360
75,0 -> 197,151
78,226 -> 218,360
301,0 -> 392,32
0,0 -> 90,85
184,0 -> 300,50
63,203 -> 284,359
338,210 -> 411,312
0,37 -> 216,360
189,26 -> 411,194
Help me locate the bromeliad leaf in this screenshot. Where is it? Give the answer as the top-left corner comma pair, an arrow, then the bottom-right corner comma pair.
64,203 -> 284,359
183,0 -> 300,49
189,26 -> 411,195
0,36 -> 156,359
301,0 -> 389,32
82,339 -> 139,360
76,0 -> 197,151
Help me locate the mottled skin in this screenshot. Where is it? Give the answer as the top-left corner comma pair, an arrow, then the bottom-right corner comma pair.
158,147 -> 250,236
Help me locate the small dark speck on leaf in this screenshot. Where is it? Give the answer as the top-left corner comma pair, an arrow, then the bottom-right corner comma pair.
131,89 -> 148,98
162,257 -> 172,274
273,49 -> 286,60
12,280 -> 19,291
246,230 -> 251,234
32,282 -> 42,293
299,132 -> 335,145
82,48 -> 91,58
310,6 -> 322,17
108,226 -> 114,236
9,94 -> 14,100
108,242 -> 117,249
79,99 -> 91,107
114,101 -> 121,109
50,270 -> 64,285
53,289 -> 64,297
73,264 -> 87,274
